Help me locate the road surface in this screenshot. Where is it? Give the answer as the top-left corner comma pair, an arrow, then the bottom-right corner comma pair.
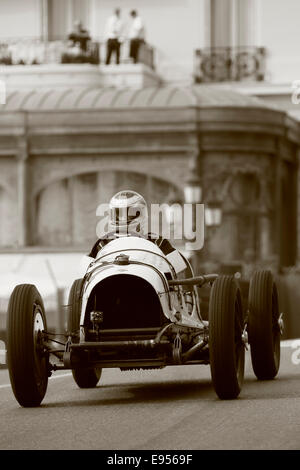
0,343 -> 300,450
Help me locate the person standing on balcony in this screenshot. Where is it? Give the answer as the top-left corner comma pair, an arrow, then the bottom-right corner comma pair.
68,20 -> 91,53
128,10 -> 145,64
104,8 -> 123,65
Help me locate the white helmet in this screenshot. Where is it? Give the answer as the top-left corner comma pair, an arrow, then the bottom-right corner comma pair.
108,190 -> 148,235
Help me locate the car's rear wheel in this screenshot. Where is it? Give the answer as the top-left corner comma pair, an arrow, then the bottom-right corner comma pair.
209,276 -> 245,399
68,279 -> 102,388
7,284 -> 49,407
248,270 -> 280,380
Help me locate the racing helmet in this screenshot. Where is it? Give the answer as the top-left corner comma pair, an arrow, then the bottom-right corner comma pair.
108,190 -> 148,235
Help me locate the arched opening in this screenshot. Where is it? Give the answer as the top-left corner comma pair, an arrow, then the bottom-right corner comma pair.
35,178 -> 72,246
232,172 -> 261,260
0,186 -> 17,247
206,170 -> 263,263
280,161 -> 297,267
34,170 -> 180,248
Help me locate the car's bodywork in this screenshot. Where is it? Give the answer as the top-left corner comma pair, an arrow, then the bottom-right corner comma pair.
66,236 -> 212,371
6,234 -> 282,406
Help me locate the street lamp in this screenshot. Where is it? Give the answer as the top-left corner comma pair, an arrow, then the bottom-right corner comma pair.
205,199 -> 222,228
183,173 -> 202,274
184,173 -> 202,204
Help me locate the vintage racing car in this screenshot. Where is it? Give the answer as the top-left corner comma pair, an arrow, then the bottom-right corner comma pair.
6,234 -> 283,406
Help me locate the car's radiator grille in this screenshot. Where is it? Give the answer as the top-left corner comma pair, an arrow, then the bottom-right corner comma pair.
85,274 -> 164,331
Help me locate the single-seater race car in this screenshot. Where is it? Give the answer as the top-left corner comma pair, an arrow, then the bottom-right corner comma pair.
6,234 -> 283,407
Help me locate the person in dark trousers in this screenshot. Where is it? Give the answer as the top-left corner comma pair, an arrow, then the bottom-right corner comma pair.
104,8 -> 123,65
128,10 -> 145,64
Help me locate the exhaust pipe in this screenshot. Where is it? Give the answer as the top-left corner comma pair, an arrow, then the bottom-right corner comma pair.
168,274 -> 218,287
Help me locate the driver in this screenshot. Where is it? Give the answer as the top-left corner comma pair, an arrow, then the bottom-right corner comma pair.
88,190 -> 194,312
88,190 -> 176,258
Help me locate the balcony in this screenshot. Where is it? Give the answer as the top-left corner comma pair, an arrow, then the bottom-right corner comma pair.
0,37 -> 159,89
194,47 -> 266,83
0,37 -> 155,69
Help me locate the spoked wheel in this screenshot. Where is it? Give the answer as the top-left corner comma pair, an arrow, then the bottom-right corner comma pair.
248,270 -> 281,380
68,279 -> 102,388
209,276 -> 245,399
7,284 -> 49,407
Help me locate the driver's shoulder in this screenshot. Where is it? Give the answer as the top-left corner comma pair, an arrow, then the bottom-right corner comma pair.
147,233 -> 175,255
88,236 -> 111,258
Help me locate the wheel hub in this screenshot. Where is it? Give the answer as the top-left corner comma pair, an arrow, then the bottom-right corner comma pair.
241,325 -> 249,350
33,310 -> 45,353
278,313 -> 284,335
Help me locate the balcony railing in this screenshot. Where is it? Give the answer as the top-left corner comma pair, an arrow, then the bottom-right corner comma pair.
0,38 -> 100,65
0,37 -> 155,69
194,47 -> 266,83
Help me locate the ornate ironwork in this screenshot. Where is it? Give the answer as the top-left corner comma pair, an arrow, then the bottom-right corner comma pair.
194,46 -> 266,83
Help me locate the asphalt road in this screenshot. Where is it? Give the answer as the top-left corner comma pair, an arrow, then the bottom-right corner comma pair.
0,343 -> 300,450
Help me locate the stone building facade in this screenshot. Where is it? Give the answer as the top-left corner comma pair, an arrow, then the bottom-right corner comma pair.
0,85 -> 299,272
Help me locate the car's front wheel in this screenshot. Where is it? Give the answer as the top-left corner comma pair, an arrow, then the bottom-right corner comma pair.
7,284 -> 49,407
248,270 -> 281,380
68,278 -> 102,388
209,276 -> 245,399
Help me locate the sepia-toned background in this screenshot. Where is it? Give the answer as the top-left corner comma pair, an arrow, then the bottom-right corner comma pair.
1,0 -> 300,345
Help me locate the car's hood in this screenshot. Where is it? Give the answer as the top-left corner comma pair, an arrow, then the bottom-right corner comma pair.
80,237 -> 174,325
89,236 -> 171,274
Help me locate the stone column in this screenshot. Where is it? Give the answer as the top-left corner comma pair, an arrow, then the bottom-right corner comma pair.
89,0 -> 98,38
16,139 -> 28,247
67,0 -> 74,32
203,0 -> 212,48
211,0 -> 233,47
48,0 -> 72,40
72,0 -> 90,28
40,0 -> 49,40
236,0 -> 260,46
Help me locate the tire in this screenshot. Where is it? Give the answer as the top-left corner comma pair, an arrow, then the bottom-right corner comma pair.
209,276 -> 245,399
7,284 -> 49,407
68,279 -> 102,388
248,270 -> 280,380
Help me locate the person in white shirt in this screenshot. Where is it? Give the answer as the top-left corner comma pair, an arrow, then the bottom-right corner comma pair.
104,8 -> 123,65
128,10 -> 145,64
